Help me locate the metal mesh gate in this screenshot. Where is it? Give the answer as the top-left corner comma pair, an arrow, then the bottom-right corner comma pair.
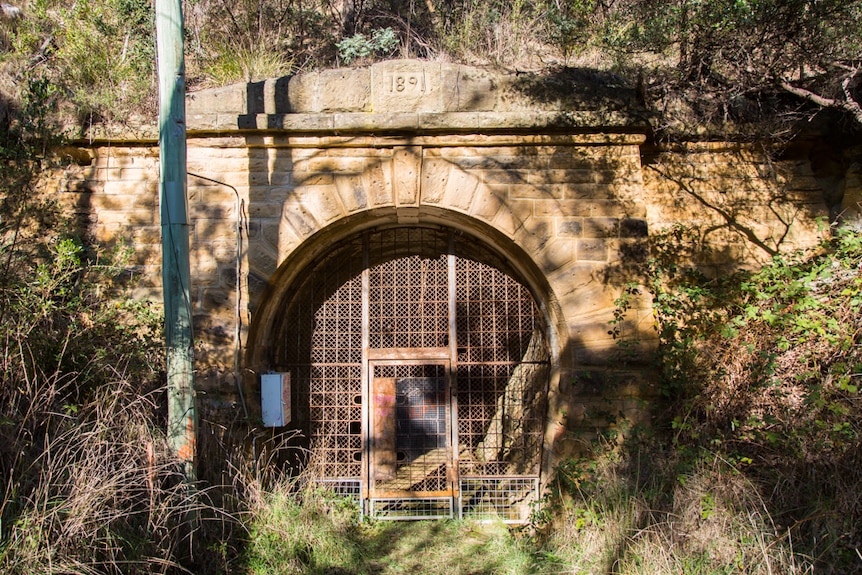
271,226 -> 549,522
369,363 -> 453,519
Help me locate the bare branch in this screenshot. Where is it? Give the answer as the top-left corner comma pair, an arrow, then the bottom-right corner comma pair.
779,72 -> 862,127
841,66 -> 861,104
833,62 -> 859,73
779,79 -> 840,107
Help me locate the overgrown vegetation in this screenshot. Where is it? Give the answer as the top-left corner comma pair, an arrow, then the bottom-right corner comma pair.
235,224 -> 861,575
0,74 -> 238,575
548,222 -> 862,574
3,0 -> 156,124
1,1 -> 861,573
2,0 -> 861,132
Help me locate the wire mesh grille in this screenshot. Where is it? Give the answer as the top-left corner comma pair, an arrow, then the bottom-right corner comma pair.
275,237 -> 364,480
454,256 -> 548,477
455,360 -> 548,476
314,479 -> 363,500
396,377 -> 447,460
369,255 -> 449,349
459,477 -> 538,522
299,364 -> 363,478
455,257 -> 542,364
272,226 -> 549,520
369,498 -> 454,520
277,237 -> 364,366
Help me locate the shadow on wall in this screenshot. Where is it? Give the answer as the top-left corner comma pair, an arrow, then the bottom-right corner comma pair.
179,69 -> 862,574
640,141 -> 832,275
192,61 -> 844,487
225,113 -> 661,501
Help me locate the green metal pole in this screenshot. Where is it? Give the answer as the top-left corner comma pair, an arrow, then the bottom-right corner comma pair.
156,0 -> 196,483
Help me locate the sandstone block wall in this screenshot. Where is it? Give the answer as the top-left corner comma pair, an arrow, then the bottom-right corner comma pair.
642,142 -> 832,272
53,60 -> 849,466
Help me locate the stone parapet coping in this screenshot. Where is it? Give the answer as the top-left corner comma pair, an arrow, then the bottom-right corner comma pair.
236,110 -> 646,132
83,113 -> 649,144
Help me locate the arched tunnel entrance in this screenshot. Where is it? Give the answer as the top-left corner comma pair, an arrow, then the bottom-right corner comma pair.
261,224 -> 551,521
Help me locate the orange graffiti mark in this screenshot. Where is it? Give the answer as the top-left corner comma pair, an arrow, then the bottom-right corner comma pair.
177,416 -> 196,462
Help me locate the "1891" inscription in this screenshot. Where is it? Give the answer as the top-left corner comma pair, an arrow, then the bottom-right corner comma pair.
388,72 -> 426,95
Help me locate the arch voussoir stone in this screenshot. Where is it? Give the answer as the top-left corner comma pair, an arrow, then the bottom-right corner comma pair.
333,173 -> 370,212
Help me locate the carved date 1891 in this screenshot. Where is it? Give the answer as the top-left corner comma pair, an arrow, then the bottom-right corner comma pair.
389,72 -> 426,95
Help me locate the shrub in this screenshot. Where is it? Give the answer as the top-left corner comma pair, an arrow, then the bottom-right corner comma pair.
336,27 -> 399,64
627,223 -> 862,572
11,0 -> 157,123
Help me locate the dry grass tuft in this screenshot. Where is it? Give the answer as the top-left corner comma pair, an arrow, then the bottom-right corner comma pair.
0,372 -> 212,574
539,448 -> 811,575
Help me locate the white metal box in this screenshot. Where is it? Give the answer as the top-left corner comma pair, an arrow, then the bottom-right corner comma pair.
261,372 -> 291,427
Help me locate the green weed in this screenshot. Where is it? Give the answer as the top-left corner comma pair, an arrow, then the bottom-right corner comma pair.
604,222 -> 862,573
337,27 -> 399,64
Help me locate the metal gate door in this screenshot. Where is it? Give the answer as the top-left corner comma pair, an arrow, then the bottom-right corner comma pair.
367,360 -> 454,519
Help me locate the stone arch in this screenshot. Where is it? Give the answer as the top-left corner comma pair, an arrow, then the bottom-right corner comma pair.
243,137 -> 642,371
242,135 -> 650,380
240,133 -> 650,482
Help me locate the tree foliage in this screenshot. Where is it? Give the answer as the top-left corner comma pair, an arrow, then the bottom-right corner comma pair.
1,0 -> 860,130
593,0 -> 862,129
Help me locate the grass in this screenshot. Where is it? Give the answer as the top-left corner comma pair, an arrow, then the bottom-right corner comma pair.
202,43 -> 295,86
244,483 -> 535,575
0,379 -> 196,574
240,228 -> 862,575
238,446 -> 817,575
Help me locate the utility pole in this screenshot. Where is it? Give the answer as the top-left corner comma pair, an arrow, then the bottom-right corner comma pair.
156,0 -> 196,484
